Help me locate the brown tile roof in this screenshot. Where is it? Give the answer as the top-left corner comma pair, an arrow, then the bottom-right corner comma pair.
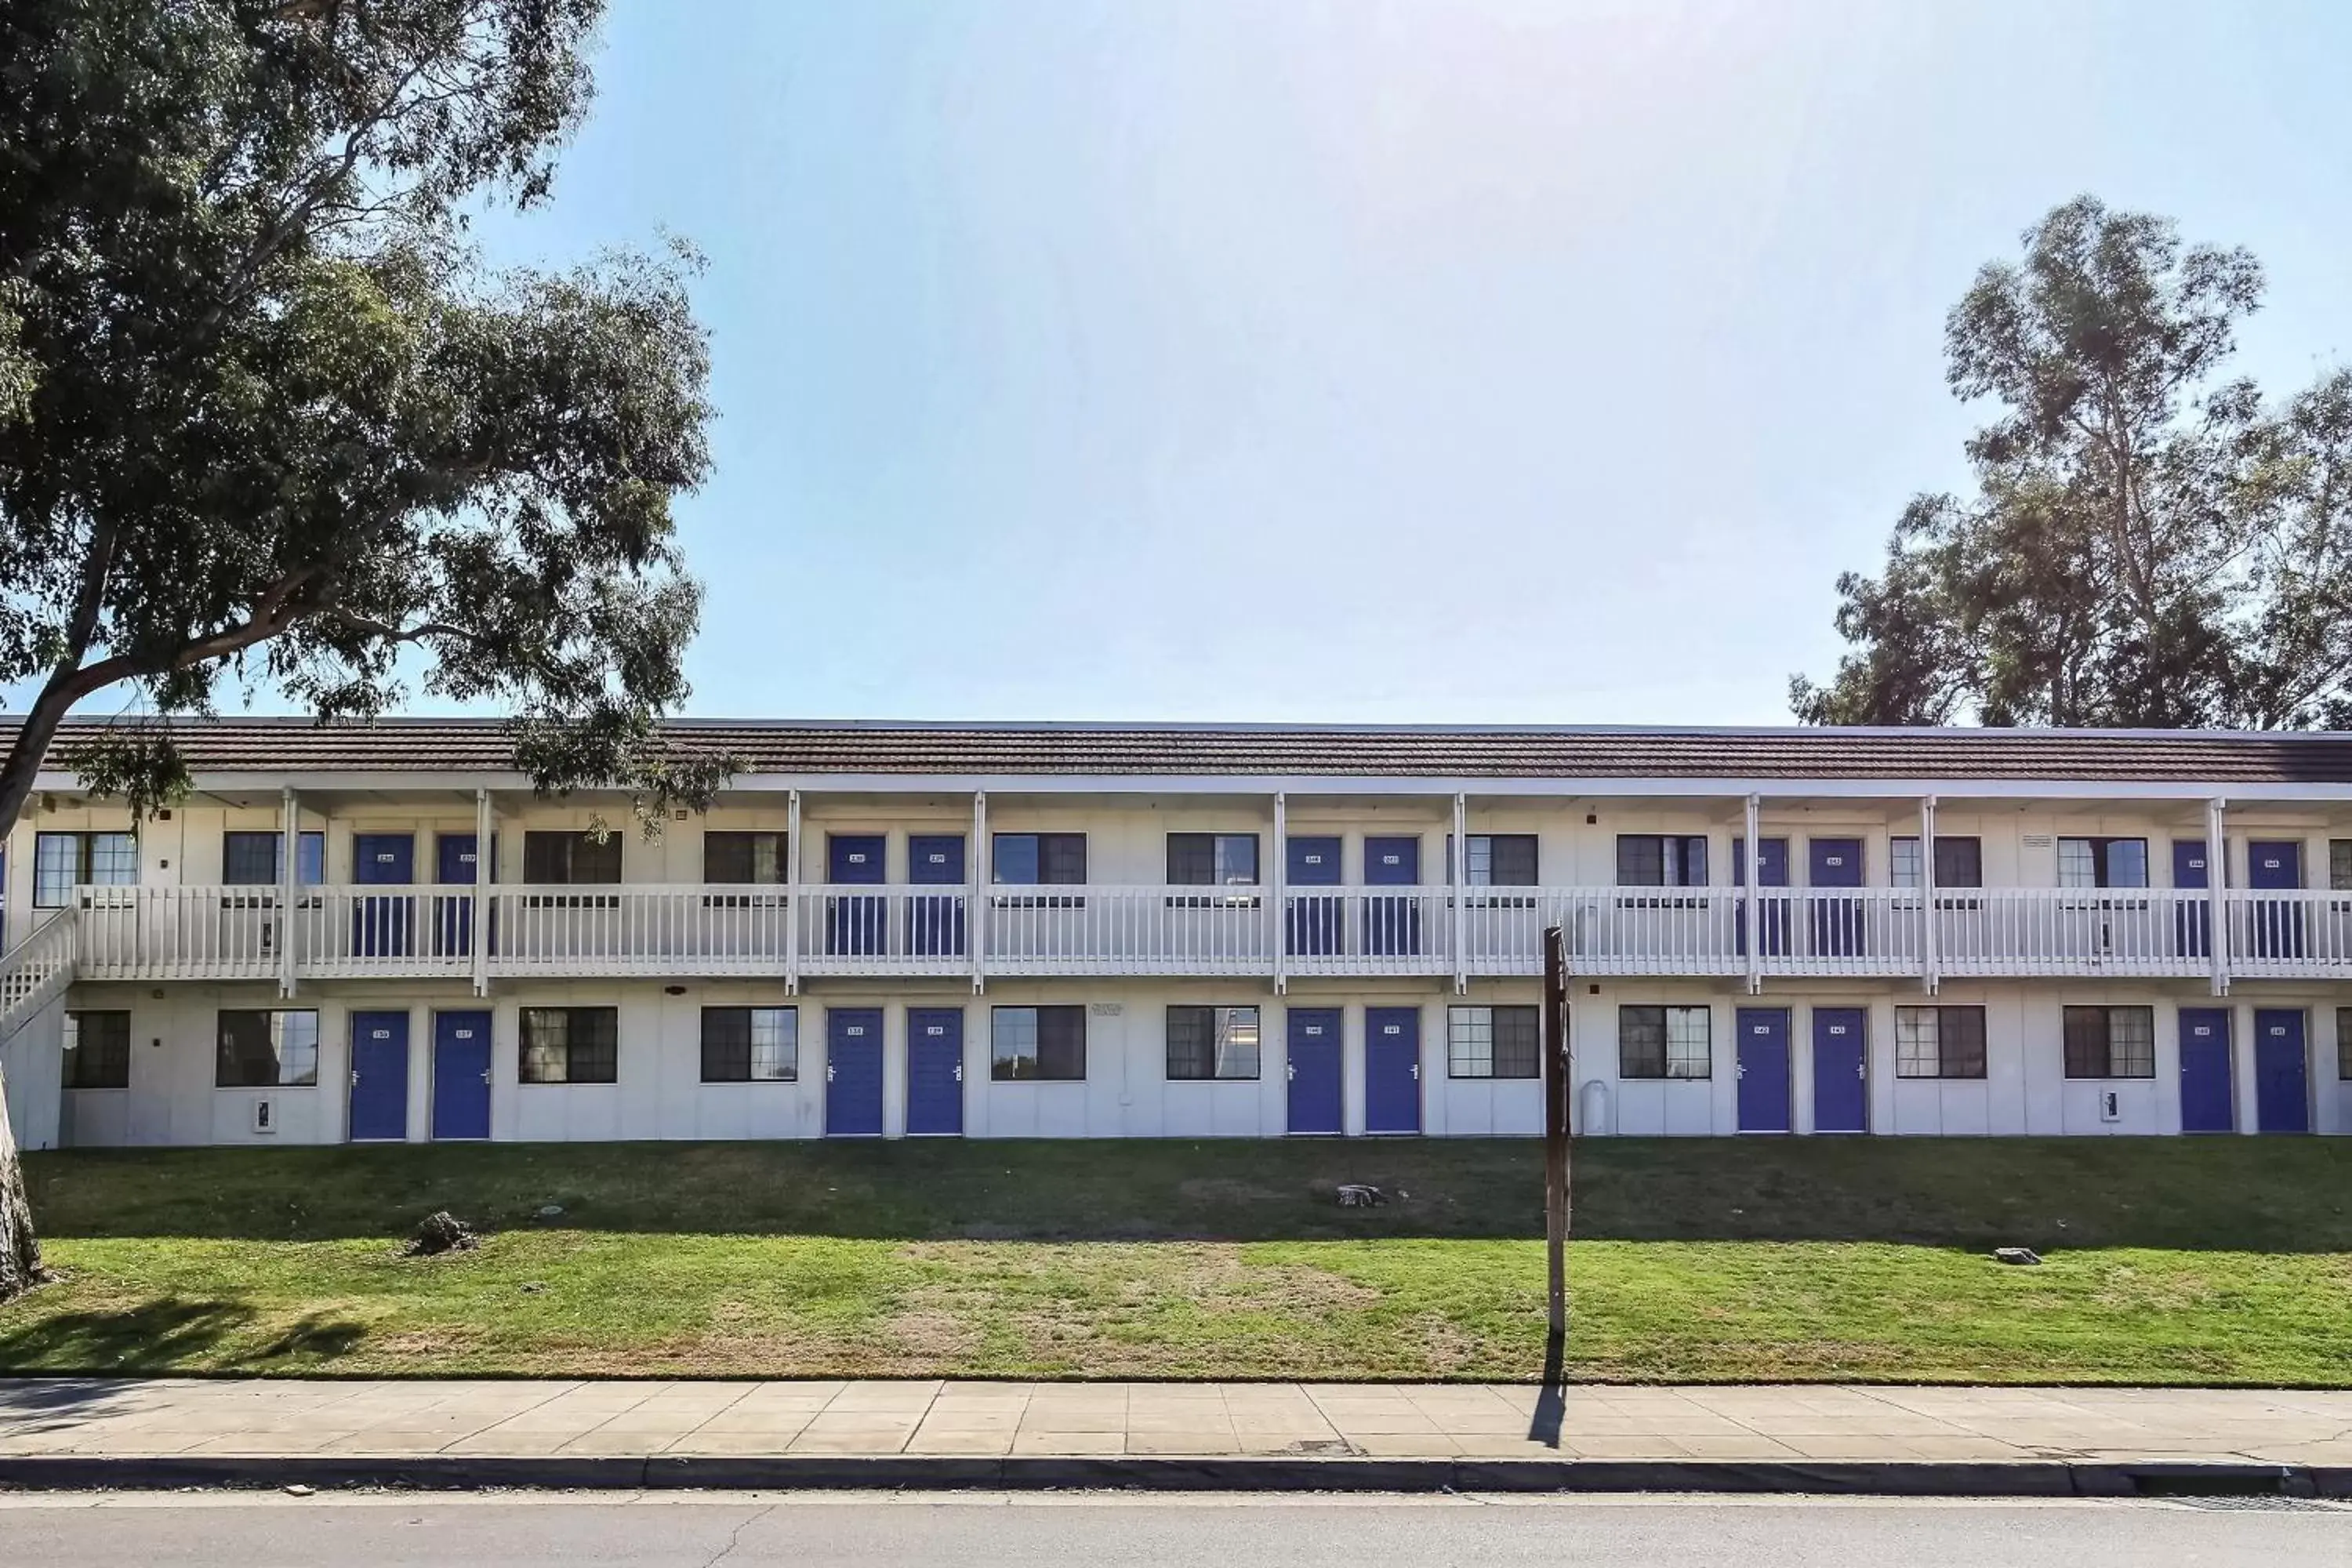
8,717 -> 2352,786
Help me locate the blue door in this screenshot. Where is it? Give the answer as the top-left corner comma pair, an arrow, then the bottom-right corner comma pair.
1364,837 -> 1422,957
1807,838 -> 1865,959
2179,1007 -> 2234,1134
1286,1007 -> 1344,1134
1364,1006 -> 1421,1134
906,1007 -> 964,1135
2172,840 -> 2212,960
430,1010 -> 492,1141
348,1011 -> 410,1142
1737,1007 -> 1792,1133
1811,1007 -> 1866,1134
433,833 -> 495,957
2247,840 -> 2305,960
353,833 -> 415,957
826,1007 -> 885,1137
827,835 -> 887,956
2254,1009 -> 2310,1134
1287,836 -> 1344,957
1734,837 -> 1791,957
907,835 -> 966,957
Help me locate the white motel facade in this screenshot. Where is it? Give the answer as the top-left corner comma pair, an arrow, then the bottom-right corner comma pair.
2,718 -> 2350,1153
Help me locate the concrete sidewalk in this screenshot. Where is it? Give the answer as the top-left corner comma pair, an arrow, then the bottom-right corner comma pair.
5,1377 -> 2352,1463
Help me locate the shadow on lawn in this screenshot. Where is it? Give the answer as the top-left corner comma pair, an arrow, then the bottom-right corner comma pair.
22,1138 -> 2352,1253
0,1298 -> 367,1376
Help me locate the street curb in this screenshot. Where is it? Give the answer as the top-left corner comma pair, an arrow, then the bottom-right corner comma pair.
0,1454 -> 2340,1497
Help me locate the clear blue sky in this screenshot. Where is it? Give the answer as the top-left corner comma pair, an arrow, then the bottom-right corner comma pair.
41,0 -> 2352,726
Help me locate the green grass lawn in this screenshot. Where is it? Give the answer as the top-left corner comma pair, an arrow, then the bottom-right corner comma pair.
7,1138 -> 2352,1384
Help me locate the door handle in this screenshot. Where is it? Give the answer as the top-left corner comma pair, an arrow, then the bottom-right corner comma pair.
1286,1062 -> 1296,1080
1410,1062 -> 1419,1080
827,1063 -> 837,1082
479,1070 -> 491,1083
953,1063 -> 963,1083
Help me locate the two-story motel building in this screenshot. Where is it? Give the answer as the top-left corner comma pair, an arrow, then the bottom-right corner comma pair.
2,718 -> 2350,1153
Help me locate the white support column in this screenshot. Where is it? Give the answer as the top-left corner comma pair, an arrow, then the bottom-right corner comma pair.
970,789 -> 987,995
2206,796 -> 2230,997
278,786 -> 299,998
1450,792 -> 1468,996
785,788 -> 804,996
471,787 -> 492,996
1743,793 -> 1761,996
1919,794 -> 1939,996
1271,792 -> 1288,995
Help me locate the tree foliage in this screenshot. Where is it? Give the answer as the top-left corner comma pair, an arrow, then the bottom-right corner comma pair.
1792,196 -> 2352,730
0,0 -> 738,840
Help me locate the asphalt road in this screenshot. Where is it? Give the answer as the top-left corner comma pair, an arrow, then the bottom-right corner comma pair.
1,1491 -> 2348,1566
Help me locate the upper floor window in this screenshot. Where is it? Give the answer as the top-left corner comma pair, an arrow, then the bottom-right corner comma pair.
222,830 -> 325,887
1617,835 -> 1706,887
1895,1005 -> 1986,1079
521,1006 -> 619,1084
700,1006 -> 798,1082
2058,837 -> 2147,889
1165,1005 -> 1261,1080
1448,1004 -> 1540,1080
704,830 -> 786,884
1167,833 -> 1259,886
523,830 -> 622,885
992,1004 -> 1086,1080
1890,836 -> 1983,888
2332,840 -> 2352,892
216,1009 -> 319,1087
34,830 -> 136,906
2063,1005 -> 2155,1079
1457,833 -> 1539,887
1619,1005 -> 1711,1080
64,1010 -> 132,1090
993,833 -> 1086,885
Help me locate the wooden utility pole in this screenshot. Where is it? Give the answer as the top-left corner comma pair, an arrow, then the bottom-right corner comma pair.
1541,924 -> 1572,1344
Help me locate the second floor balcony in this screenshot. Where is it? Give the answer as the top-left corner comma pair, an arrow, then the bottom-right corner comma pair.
34,880 -> 2352,991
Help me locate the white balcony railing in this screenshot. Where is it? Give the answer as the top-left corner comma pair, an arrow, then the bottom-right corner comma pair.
31,882 -> 2352,988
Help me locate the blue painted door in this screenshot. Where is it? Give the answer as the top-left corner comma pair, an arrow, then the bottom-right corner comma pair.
1363,837 -> 1422,957
826,835 -> 887,956
906,1007 -> 964,1135
1286,836 -> 1344,956
348,1011 -> 410,1142
2247,840 -> 2306,960
2254,1009 -> 2310,1134
2178,1007 -> 2234,1134
1364,1006 -> 1421,1134
430,1010 -> 492,1141
1286,1007 -> 1344,1134
2172,840 -> 2212,960
353,833 -> 415,957
433,833 -> 495,957
826,1007 -> 885,1137
1733,837 -> 1791,956
907,834 -> 967,957
1737,1007 -> 1792,1133
1811,1007 -> 1866,1134
1807,837 -> 1865,959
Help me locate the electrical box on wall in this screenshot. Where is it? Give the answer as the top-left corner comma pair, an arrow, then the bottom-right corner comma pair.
252,1098 -> 277,1135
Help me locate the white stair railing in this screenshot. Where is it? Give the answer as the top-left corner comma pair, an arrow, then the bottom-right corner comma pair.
0,911 -> 78,1040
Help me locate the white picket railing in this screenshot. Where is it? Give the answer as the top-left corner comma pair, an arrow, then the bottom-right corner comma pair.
35,881 -> 2352,985
0,911 -> 78,1037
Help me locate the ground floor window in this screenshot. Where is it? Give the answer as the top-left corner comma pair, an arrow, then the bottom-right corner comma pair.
216,1009 -> 320,1087
64,1010 -> 131,1089
1619,1005 -> 1710,1080
700,1007 -> 797,1082
2063,1005 -> 2155,1079
993,1004 -> 1086,1080
1895,1005 -> 1987,1079
1165,1005 -> 1261,1080
520,1006 -> 619,1084
2338,1007 -> 2351,1080
1448,1004 -> 1540,1079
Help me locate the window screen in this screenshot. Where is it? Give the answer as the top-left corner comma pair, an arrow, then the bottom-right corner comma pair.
993,833 -> 1087,884
522,831 -> 622,884
215,1010 -> 320,1087
1890,837 -> 1983,888
1616,835 -> 1708,887
992,1004 -> 1087,1080
222,830 -> 326,886
1448,1005 -> 1540,1079
2063,1005 -> 2155,1079
2058,838 -> 2148,889
64,1011 -> 131,1090
1165,1005 -> 1261,1080
1461,834 -> 1539,887
520,1007 -> 619,1083
1895,1005 -> 1987,1078
699,1007 -> 797,1081
1166,834 -> 1261,886
704,831 -> 787,884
